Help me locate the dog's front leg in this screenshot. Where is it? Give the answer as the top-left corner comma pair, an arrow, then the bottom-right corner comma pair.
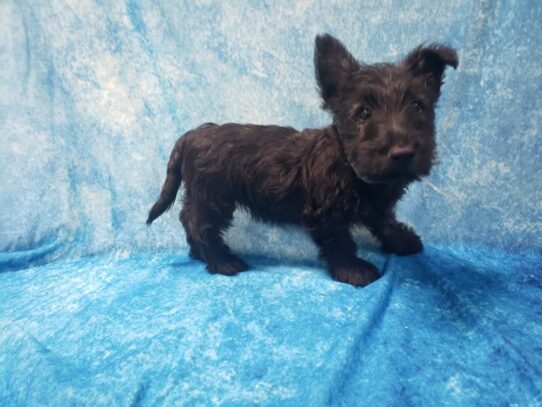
365,215 -> 423,256
307,224 -> 380,287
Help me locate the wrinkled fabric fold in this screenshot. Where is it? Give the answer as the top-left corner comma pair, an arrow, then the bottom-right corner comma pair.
1,246 -> 541,405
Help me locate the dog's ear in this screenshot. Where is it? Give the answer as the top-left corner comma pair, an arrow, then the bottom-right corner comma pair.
403,44 -> 458,93
314,34 -> 360,110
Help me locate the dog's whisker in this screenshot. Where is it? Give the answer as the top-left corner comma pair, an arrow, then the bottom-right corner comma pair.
421,178 -> 465,201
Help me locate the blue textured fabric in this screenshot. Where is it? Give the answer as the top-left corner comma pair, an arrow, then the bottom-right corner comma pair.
1,1 -> 541,405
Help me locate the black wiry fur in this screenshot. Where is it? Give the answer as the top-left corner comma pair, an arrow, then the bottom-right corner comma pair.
147,34 -> 458,287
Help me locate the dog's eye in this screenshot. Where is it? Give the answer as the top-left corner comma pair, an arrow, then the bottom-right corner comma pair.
358,107 -> 371,121
412,100 -> 424,111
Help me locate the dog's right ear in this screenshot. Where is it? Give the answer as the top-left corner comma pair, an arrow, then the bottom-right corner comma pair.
314,34 -> 360,110
403,44 -> 458,95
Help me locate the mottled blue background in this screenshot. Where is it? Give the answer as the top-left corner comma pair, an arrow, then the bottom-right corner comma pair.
1,1 -> 541,405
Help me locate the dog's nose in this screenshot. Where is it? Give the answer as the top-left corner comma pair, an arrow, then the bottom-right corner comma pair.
390,146 -> 415,163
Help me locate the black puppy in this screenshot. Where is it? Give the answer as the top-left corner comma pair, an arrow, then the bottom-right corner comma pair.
147,34 -> 457,287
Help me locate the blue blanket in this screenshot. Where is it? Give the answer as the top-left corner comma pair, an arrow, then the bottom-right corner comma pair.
1,1 -> 541,405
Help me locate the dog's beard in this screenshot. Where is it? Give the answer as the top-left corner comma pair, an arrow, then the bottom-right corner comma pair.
350,162 -> 420,185
349,163 -> 389,184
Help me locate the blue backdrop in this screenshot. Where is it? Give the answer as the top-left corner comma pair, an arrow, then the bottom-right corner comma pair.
1,1 -> 541,405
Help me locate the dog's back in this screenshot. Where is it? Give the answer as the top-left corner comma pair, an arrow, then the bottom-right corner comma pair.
181,123 -> 315,224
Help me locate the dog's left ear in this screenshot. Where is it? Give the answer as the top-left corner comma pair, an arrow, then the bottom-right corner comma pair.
314,34 -> 360,110
403,44 -> 458,93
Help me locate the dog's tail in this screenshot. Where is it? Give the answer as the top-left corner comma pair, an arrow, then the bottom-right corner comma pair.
146,143 -> 183,225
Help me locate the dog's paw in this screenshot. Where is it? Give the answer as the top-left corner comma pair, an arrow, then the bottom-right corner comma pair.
332,259 -> 381,287
381,225 -> 423,256
206,256 -> 249,276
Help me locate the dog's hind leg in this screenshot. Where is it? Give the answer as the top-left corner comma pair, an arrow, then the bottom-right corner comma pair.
180,195 -> 248,276
182,225 -> 203,261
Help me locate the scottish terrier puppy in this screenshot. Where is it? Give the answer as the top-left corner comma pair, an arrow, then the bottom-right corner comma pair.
147,34 -> 457,287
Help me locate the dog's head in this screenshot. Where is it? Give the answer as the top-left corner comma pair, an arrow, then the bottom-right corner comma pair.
314,34 -> 458,184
